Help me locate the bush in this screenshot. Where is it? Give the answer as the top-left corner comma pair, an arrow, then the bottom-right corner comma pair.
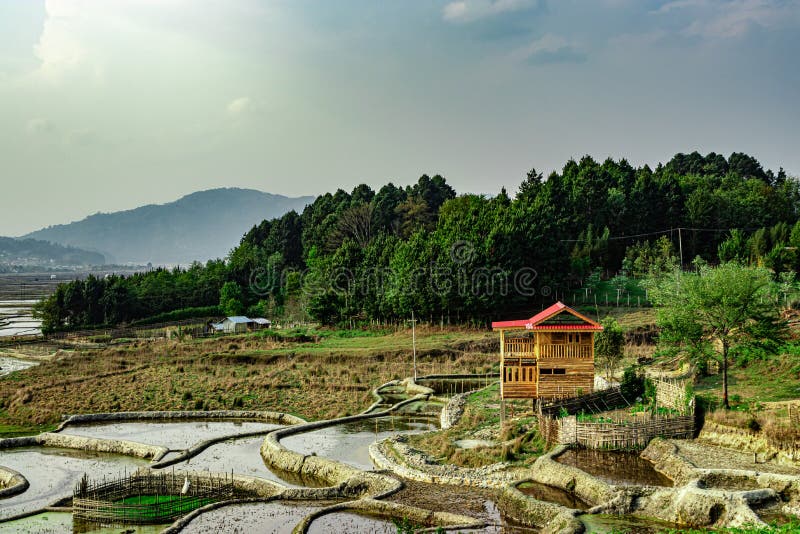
620,367 -> 644,401
130,306 -> 222,326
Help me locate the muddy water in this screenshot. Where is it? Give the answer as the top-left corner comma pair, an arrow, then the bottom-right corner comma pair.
0,356 -> 37,377
59,421 -> 281,450
180,434 -> 314,486
0,511 -> 169,533
555,449 -> 673,487
181,502 -> 324,534
280,416 -> 437,470
307,512 -> 396,533
0,447 -> 148,520
579,514 -> 681,533
516,482 -> 590,510
387,478 -> 533,532
754,502 -> 800,526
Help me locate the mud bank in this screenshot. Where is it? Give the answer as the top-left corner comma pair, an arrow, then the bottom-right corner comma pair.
56,409 -> 304,432
0,432 -> 166,460
0,464 -> 29,499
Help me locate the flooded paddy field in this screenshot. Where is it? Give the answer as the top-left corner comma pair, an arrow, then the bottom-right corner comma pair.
753,501 -> 800,526
0,300 -> 40,338
59,420 -> 281,450
307,511 -> 396,533
0,511 -> 168,533
579,514 -> 681,533
0,355 -> 37,377
280,416 -> 437,470
181,501 -> 324,534
181,434 -> 295,484
555,448 -> 673,487
0,447 -> 148,520
387,478 -> 533,532
516,481 -> 590,510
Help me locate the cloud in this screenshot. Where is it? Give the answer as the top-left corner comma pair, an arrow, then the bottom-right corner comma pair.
442,0 -> 542,23
33,0 -> 89,81
26,118 -> 56,136
227,97 -> 252,116
519,34 -> 586,64
653,0 -> 800,38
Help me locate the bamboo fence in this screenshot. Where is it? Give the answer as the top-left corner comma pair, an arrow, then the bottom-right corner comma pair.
543,414 -> 695,450
73,471 -> 235,524
539,386 -> 630,417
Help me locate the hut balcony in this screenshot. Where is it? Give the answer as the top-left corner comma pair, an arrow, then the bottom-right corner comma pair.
503,338 -> 593,360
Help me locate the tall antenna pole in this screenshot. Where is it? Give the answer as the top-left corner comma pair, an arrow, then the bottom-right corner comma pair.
411,310 -> 417,381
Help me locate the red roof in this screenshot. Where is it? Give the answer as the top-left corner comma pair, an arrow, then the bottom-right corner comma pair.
491,301 -> 602,331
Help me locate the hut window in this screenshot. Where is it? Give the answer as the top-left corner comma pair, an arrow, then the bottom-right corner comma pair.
553,368 -> 566,375
540,368 -> 552,375
567,333 -> 581,344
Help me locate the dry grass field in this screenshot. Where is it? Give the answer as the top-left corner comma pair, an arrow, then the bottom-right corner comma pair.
0,326 -> 496,436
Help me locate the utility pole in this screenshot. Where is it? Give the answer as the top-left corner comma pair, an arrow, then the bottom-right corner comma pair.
411,310 -> 418,381
678,228 -> 684,269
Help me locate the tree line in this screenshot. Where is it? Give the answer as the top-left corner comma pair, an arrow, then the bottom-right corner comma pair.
35,152 -> 800,331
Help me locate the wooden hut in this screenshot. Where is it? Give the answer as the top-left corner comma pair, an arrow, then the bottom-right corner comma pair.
491,302 -> 602,400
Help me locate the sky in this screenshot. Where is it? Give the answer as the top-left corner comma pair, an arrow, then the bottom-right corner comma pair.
1,0 -> 799,236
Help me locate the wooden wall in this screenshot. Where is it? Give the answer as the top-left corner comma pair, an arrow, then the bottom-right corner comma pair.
536,356 -> 594,399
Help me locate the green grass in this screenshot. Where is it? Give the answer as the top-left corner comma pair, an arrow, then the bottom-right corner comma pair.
0,421 -> 57,438
695,352 -> 800,405
241,328 -> 491,358
112,494 -> 215,520
660,521 -> 800,533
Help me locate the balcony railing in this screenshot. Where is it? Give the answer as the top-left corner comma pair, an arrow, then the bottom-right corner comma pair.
504,338 -> 535,355
503,340 -> 591,359
539,344 -> 591,359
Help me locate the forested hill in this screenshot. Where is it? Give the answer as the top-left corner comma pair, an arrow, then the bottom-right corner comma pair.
35,153 -> 800,332
0,237 -> 105,268
24,188 -> 315,265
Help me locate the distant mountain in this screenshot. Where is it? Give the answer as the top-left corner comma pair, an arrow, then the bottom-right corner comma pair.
23,188 -> 314,265
0,236 -> 105,267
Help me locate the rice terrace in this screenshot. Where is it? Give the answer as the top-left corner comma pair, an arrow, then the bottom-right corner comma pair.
2,2 -> 800,533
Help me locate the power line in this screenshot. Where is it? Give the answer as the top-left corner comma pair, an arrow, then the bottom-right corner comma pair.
559,226 -> 759,243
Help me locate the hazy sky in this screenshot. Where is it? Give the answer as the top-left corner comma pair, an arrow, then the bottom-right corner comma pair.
1,0 -> 799,236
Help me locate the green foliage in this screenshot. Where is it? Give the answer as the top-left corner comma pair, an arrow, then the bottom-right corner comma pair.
650,263 -> 788,408
595,316 -> 625,379
393,517 -> 422,534
625,235 -> 677,277
661,520 -> 800,533
219,281 -> 245,316
620,367 -> 645,402
130,306 -> 222,326
34,153 -> 800,330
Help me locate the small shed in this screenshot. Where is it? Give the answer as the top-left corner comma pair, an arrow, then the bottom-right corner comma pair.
220,316 -> 253,334
492,302 -> 602,401
205,321 -> 224,334
250,318 -> 271,330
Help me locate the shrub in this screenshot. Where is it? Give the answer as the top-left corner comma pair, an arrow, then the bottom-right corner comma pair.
620,367 -> 644,401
